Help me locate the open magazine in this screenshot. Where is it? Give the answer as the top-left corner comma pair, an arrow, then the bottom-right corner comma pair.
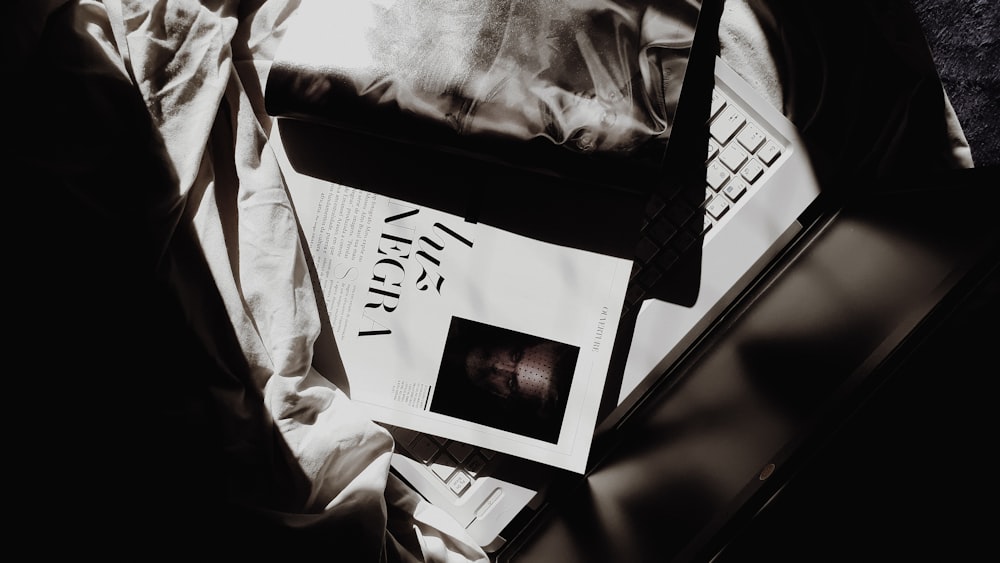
265,0 -> 703,472
277,160 -> 631,472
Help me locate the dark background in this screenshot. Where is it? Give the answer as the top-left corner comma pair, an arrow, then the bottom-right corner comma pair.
713,255 -> 998,561
911,0 -> 998,168
712,1 -> 998,560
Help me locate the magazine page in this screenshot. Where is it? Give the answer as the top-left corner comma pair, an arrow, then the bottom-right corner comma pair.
275,134 -> 631,473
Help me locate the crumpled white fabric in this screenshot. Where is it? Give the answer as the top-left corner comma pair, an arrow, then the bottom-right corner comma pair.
62,0 -> 491,560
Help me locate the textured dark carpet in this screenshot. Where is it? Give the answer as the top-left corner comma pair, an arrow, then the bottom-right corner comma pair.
911,0 -> 1000,167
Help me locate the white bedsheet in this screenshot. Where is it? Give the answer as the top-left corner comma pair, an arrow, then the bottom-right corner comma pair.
25,0 -> 489,560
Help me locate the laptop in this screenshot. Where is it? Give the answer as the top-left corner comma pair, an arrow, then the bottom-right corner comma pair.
372,52 -> 823,552
496,165 -> 1000,562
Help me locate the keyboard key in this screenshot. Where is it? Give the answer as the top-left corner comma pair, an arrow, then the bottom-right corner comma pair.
710,89 -> 726,119
643,195 -> 667,220
737,123 -> 766,153
707,138 -> 720,162
390,425 -> 420,448
624,283 -> 646,307
665,201 -> 695,227
429,453 -> 457,481
758,140 -> 782,165
670,228 -> 697,253
463,453 -> 488,476
446,470 -> 473,496
710,105 -> 746,144
636,262 -> 664,289
679,182 -> 711,208
703,186 -> 718,206
723,179 -> 748,202
740,159 -> 765,183
707,161 -> 730,190
446,440 -> 475,462
635,237 -> 661,263
629,261 -> 642,278
647,217 -> 678,244
409,435 -> 440,463
632,247 -> 678,285
720,144 -> 748,172
685,212 -> 709,237
706,196 -> 730,220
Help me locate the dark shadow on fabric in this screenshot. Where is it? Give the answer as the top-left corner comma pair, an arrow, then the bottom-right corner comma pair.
276,117 -> 648,262
8,3 -> 378,557
747,0 -> 968,189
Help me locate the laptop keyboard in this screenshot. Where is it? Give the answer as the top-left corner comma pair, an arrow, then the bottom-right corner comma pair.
384,423 -> 498,498
622,82 -> 786,317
